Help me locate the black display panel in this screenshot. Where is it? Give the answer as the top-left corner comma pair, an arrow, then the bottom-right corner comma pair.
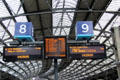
68,44 -> 106,59
44,36 -> 67,58
3,46 -> 42,62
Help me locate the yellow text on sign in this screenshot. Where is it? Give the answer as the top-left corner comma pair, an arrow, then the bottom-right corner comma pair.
17,55 -> 29,59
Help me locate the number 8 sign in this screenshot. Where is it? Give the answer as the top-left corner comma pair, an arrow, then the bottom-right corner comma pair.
76,21 -> 94,40
14,22 -> 34,41
19,24 -> 27,34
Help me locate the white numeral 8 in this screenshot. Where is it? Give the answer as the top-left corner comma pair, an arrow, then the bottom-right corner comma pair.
19,24 -> 26,33
81,24 -> 89,32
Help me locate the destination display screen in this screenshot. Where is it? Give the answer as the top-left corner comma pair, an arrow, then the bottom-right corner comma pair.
68,44 -> 106,59
3,46 -> 42,61
44,36 -> 66,58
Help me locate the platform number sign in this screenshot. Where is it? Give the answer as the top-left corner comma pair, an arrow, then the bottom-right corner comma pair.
14,22 -> 34,42
14,22 -> 33,36
81,24 -> 89,33
19,24 -> 27,34
76,21 -> 94,40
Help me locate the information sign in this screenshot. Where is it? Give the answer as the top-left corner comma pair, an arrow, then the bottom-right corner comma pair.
44,36 -> 66,58
14,22 -> 34,42
68,44 -> 106,59
3,46 -> 42,62
76,21 -> 94,40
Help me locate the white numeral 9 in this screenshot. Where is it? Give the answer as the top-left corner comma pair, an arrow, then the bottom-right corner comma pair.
81,24 -> 89,32
19,24 -> 26,33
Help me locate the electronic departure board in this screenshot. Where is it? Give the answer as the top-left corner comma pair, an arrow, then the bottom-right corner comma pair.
44,36 -> 66,58
68,44 -> 106,59
3,46 -> 42,62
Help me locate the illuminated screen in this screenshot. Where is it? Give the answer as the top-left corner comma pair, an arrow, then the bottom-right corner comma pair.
68,44 -> 106,59
44,36 -> 66,58
3,46 -> 42,62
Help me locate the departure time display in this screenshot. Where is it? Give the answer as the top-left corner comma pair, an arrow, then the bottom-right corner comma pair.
68,44 -> 106,59
3,46 -> 42,62
44,36 -> 66,58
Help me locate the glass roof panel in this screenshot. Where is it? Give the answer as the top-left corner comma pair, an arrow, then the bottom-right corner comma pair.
107,0 -> 120,11
52,0 -> 78,35
5,0 -> 21,14
15,16 -> 28,22
2,19 -> 15,36
0,25 -> 6,39
95,0 -> 120,35
0,0 -> 10,17
13,66 -> 19,70
2,67 -> 9,72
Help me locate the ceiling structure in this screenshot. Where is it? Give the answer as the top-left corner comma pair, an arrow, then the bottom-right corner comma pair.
0,70 -> 20,80
0,0 -> 120,80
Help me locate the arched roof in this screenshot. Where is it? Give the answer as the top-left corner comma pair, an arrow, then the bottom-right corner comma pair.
0,0 -> 120,80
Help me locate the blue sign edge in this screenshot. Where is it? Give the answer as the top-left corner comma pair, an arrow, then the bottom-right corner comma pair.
14,35 -> 34,42
76,34 -> 94,40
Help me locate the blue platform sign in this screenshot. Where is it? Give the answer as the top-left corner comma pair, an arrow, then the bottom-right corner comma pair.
76,21 -> 94,40
14,22 -> 34,42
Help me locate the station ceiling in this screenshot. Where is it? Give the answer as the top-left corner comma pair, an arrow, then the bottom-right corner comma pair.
0,0 -> 120,80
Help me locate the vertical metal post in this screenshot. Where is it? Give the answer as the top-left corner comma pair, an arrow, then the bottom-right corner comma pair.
111,27 -> 120,79
54,58 -> 58,80
0,72 -> 1,80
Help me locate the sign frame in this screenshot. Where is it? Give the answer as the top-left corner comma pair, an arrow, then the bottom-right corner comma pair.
44,36 -> 67,59
3,46 -> 43,62
68,43 -> 106,59
75,21 -> 94,40
14,22 -> 34,42
14,22 -> 33,36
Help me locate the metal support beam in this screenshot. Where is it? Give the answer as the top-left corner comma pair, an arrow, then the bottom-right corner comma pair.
36,0 -> 45,36
39,60 -> 52,75
45,0 -> 52,10
95,14 -> 117,40
13,62 -> 29,79
111,27 -> 120,79
21,62 -> 32,78
9,40 -> 99,45
29,61 -> 36,77
1,9 -> 120,21
54,59 -> 58,80
0,22 -> 14,40
2,0 -> 16,22
0,61 -> 25,79
68,0 -> 82,38
0,39 -> 7,46
0,72 -> 1,80
59,0 -> 65,35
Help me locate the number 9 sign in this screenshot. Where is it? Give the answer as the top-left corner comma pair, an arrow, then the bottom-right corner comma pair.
81,24 -> 89,33
76,21 -> 94,40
